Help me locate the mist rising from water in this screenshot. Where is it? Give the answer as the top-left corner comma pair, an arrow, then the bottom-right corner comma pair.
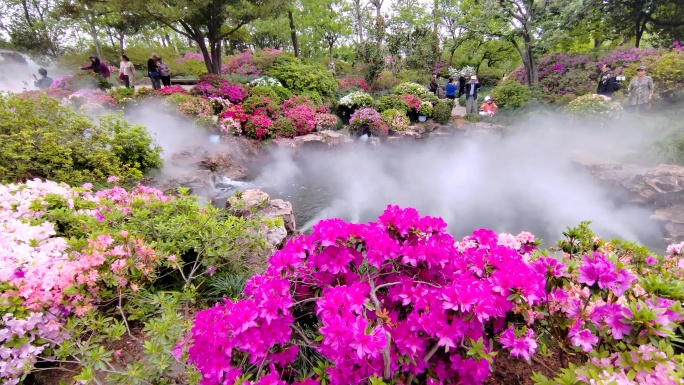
254,111 -> 669,247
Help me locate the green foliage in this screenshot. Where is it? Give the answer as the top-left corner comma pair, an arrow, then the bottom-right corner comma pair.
418,102 -> 433,117
393,82 -> 427,96
376,95 -> 409,113
249,86 -> 282,103
432,100 -> 453,124
648,51 -> 684,100
0,93 -> 162,186
375,70 -> 400,91
380,109 -> 410,131
222,73 -> 260,84
356,41 -> 385,88
108,87 -> 135,104
463,113 -> 484,123
477,68 -> 504,87
490,80 -> 532,109
268,58 -> 337,97
421,93 -> 440,105
301,91 -> 323,106
272,116 -> 297,138
565,94 -> 623,119
395,70 -> 425,85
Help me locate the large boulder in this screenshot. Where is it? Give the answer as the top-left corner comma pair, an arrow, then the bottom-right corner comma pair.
199,153 -> 249,180
226,189 -> 297,255
273,130 -> 354,151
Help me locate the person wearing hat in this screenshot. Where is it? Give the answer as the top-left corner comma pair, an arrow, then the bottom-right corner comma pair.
479,96 -> 498,117
627,65 -> 653,113
464,75 -> 481,115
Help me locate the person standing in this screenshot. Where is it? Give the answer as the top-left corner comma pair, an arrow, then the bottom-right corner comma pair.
147,53 -> 161,90
445,77 -> 458,100
464,75 -> 481,114
458,76 -> 466,97
429,74 -> 439,95
596,64 -> 620,97
158,57 -> 171,87
628,65 -> 653,113
119,55 -> 136,89
33,68 -> 53,89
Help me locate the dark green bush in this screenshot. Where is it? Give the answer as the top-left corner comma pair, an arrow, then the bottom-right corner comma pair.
433,100 -> 453,124
271,86 -> 293,102
0,94 -> 162,186
250,86 -> 282,103
268,58 -> 338,97
490,80 -> 532,108
301,91 -> 323,106
377,95 -> 409,113
272,116 -> 297,138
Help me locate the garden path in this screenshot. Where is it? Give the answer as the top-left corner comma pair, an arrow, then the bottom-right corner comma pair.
451,104 -> 467,117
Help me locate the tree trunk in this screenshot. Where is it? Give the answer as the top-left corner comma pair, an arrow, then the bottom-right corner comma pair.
432,0 -> 439,34
329,42 -> 334,61
635,17 -> 647,48
197,36 -> 214,74
118,33 -> 125,54
449,47 -> 456,66
288,10 -> 300,58
86,15 -> 102,58
106,28 -> 116,48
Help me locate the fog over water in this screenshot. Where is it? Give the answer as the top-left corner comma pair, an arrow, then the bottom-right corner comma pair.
251,112 -> 666,248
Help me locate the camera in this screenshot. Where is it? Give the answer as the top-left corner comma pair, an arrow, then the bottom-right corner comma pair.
616,76 -> 626,81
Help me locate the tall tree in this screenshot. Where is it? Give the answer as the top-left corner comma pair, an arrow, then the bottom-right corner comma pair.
303,0 -> 353,61
118,0 -> 286,74
0,0 -> 66,58
287,9 -> 300,58
600,0 -> 684,47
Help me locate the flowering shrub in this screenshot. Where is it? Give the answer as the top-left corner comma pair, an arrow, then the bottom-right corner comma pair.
166,94 -> 214,118
315,113 -> 340,130
281,95 -> 317,110
283,104 -> 316,136
400,94 -> 422,111
339,74 -> 370,91
349,107 -> 382,130
380,109 -> 410,131
245,113 -> 273,140
68,89 -> 118,109
220,117 -> 242,135
227,50 -> 261,75
338,91 -> 374,109
249,76 -> 282,87
271,116 -> 297,138
393,82 -> 427,96
448,65 -> 475,79
156,85 -> 189,96
50,71 -> 111,91
565,94 -> 623,120
207,96 -> 232,115
220,104 -> 248,124
183,206 -> 546,384
418,101 -> 433,117
192,76 -> 249,104
242,95 -> 281,119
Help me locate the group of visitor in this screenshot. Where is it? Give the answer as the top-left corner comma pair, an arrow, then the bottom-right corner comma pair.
430,73 -> 497,116
75,53 -> 171,90
147,53 -> 171,90
596,63 -> 654,113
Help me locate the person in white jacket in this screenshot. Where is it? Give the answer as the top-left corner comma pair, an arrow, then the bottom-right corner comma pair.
119,55 -> 136,88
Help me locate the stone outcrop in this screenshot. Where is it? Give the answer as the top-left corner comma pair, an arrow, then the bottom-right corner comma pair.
272,130 -> 354,151
226,189 -> 297,257
572,157 -> 684,244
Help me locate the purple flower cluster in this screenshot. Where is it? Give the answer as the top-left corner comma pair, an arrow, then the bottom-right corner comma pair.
185,205 -> 546,385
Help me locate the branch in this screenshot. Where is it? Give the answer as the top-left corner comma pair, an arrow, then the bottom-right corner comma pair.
217,21 -> 248,40
291,323 -> 313,346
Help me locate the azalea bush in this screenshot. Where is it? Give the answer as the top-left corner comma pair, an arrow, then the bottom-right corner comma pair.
157,85 -> 189,96
243,96 -> 282,119
381,109 -> 410,131
245,113 -> 274,140
432,100 -> 453,124
0,178 -> 269,384
268,59 -> 337,97
282,104 -> 316,136
0,93 -> 162,186
315,113 -> 341,130
418,102 -> 433,117
68,88 -> 118,109
401,94 -> 422,111
272,116 -> 297,138
490,80 -> 532,109
50,71 -> 112,92
565,94 -> 623,120
393,82 -> 427,96
227,50 -> 261,76
250,76 -> 283,87
165,94 -> 214,118
182,206 -> 545,385
192,75 -> 249,104
338,91 -> 375,109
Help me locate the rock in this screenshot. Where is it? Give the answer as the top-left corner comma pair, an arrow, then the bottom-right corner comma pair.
272,130 -> 354,151
154,170 -> 214,197
387,130 -> 422,144
226,189 -> 297,255
652,204 -> 684,224
199,153 -> 249,180
170,146 -> 210,167
662,221 -> 684,244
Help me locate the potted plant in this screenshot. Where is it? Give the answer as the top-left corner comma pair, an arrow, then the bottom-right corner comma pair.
337,91 -> 374,125
418,102 -> 433,122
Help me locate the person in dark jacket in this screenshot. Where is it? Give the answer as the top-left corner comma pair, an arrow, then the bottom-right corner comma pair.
80,54 -> 104,76
445,77 -> 458,99
464,75 -> 481,114
429,74 -> 439,95
596,64 -> 620,97
147,53 -> 161,90
458,76 -> 466,97
33,68 -> 53,89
